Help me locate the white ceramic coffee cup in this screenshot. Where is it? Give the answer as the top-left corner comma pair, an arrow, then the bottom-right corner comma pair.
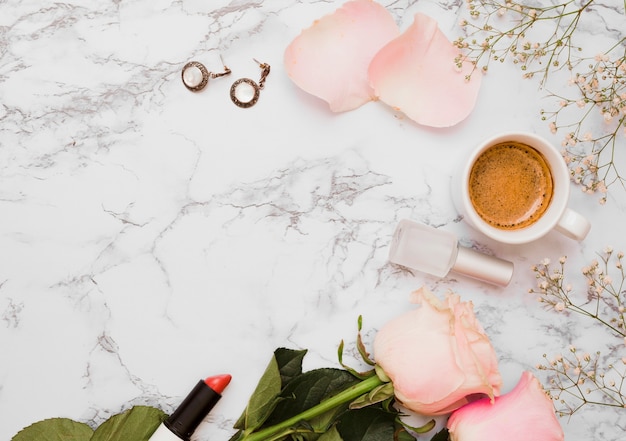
452,132 -> 591,245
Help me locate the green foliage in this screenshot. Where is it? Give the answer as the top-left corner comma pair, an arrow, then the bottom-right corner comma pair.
12,406 -> 165,441
275,347 -> 308,386
91,406 -> 165,441
265,368 -> 360,426
348,383 -> 394,410
338,316 -> 376,380
233,348 -> 308,431
335,408 -> 395,441
230,346 -> 421,441
12,418 -> 93,441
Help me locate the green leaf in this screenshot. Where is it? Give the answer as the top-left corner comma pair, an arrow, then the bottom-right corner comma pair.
257,368 -> 361,441
235,355 -> 281,431
337,318 -> 376,380
395,427 -> 417,441
374,365 -> 389,383
349,383 -> 394,410
90,406 -> 165,441
235,348 -> 307,431
265,368 -> 360,427
337,341 -> 345,366
237,375 -> 385,441
317,425 -> 343,441
400,418 -> 436,434
355,317 -> 374,367
12,418 -> 93,441
338,342 -> 373,381
336,407 -> 396,441
275,347 -> 307,386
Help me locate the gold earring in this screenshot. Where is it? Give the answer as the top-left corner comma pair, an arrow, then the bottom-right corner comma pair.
230,59 -> 271,108
181,59 -> 231,92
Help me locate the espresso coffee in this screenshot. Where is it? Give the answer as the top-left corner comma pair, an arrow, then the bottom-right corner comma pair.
468,141 -> 554,230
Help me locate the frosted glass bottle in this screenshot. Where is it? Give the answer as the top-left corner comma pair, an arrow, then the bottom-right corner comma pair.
389,219 -> 514,286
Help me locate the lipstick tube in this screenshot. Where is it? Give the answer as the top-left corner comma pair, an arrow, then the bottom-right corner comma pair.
149,374 -> 231,441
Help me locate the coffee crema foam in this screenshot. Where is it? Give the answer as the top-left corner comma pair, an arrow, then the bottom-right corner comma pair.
468,141 -> 554,230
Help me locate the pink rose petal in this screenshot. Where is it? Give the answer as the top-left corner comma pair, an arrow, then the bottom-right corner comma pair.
368,13 -> 481,127
447,372 -> 564,441
284,0 -> 399,112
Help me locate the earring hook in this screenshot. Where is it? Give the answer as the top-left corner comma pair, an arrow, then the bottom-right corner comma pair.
253,58 -> 271,89
210,55 -> 231,79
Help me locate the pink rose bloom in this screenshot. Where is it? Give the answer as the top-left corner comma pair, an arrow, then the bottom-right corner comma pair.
447,371 -> 564,441
373,287 -> 501,415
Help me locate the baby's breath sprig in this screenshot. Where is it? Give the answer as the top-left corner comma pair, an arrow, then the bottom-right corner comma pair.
529,249 -> 626,415
541,43 -> 626,202
537,349 -> 626,416
456,0 -> 626,200
529,250 -> 626,337
456,0 -> 595,82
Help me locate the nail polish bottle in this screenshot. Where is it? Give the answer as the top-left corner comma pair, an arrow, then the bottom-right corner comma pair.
388,219 -> 514,286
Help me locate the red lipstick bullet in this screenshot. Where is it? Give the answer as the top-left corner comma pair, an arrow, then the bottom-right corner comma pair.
149,374 -> 232,441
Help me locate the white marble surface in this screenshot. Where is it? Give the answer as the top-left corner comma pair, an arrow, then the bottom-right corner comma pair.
1,1 -> 625,440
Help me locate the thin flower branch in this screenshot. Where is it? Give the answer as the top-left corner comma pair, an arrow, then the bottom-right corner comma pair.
530,249 -> 626,416
538,350 -> 626,416
529,251 -> 626,337
456,0 -> 626,200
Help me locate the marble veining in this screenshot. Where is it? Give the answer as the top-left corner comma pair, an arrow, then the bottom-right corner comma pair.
1,1 -> 625,440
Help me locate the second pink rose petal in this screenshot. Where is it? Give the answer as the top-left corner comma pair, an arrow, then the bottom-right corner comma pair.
369,13 -> 482,127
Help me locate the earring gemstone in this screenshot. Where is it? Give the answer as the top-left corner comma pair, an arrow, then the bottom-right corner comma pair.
230,78 -> 260,108
234,81 -> 255,102
181,61 -> 209,91
183,66 -> 202,87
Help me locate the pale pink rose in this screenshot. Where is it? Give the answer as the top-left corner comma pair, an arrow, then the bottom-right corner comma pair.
447,371 -> 564,441
283,0 -> 399,112
373,287 -> 501,415
368,13 -> 482,127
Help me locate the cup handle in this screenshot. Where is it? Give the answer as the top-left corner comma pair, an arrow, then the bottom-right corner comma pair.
555,208 -> 591,241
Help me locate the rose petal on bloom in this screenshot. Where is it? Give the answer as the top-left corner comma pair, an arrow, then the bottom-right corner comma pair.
447,372 -> 564,441
373,287 -> 501,415
368,12 -> 481,127
284,0 -> 399,112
